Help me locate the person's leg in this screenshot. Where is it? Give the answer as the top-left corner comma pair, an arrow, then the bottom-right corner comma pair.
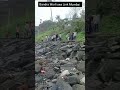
18,33 -> 19,38
72,35 -> 74,40
55,37 -> 57,41
16,32 -> 18,38
74,36 -> 76,40
60,37 -> 61,41
16,33 -> 17,38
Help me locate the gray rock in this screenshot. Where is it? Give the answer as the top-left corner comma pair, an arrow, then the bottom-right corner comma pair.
72,84 -> 85,90
107,52 -> 120,59
65,75 -> 80,85
76,61 -> 85,72
103,82 -> 120,90
44,69 -> 55,79
51,79 -> 73,90
75,51 -> 85,61
70,51 -> 77,59
110,45 -> 120,51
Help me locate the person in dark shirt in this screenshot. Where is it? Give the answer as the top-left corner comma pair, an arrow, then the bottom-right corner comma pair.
88,15 -> 94,34
30,20 -> 35,37
69,32 -> 74,41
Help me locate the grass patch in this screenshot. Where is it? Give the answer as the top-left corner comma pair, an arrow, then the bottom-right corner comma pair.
76,32 -> 85,43
35,28 -> 85,43
100,15 -> 120,35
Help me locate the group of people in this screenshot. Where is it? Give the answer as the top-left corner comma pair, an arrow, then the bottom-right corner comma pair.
66,32 -> 77,41
5,21 -> 35,39
16,21 -> 35,38
45,31 -> 77,42
45,33 -> 62,42
86,14 -> 100,34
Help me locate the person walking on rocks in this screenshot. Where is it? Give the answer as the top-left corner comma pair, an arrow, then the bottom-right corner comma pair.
51,34 -> 56,41
25,22 -> 30,38
45,35 -> 49,41
16,24 -> 20,38
51,34 -> 54,41
69,32 -> 74,41
55,34 -> 59,41
88,15 -> 94,34
30,21 -> 35,38
59,33 -> 62,41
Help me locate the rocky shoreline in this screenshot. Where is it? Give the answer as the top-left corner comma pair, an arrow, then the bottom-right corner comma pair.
35,41 -> 85,90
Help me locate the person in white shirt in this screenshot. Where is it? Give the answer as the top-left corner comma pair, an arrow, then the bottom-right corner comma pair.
45,35 -> 48,41
73,32 -> 77,40
93,14 -> 100,32
51,35 -> 54,41
59,33 -> 62,41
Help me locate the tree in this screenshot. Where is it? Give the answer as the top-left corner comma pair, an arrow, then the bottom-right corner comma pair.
80,10 -> 85,21
56,15 -> 61,22
69,7 -> 81,19
38,20 -> 55,32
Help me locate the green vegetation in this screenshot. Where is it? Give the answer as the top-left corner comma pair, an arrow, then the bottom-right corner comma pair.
99,15 -> 120,35
35,28 -> 85,43
35,17 -> 85,43
35,28 -> 58,42
36,7 -> 85,43
0,9 -> 34,38
93,0 -> 120,35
